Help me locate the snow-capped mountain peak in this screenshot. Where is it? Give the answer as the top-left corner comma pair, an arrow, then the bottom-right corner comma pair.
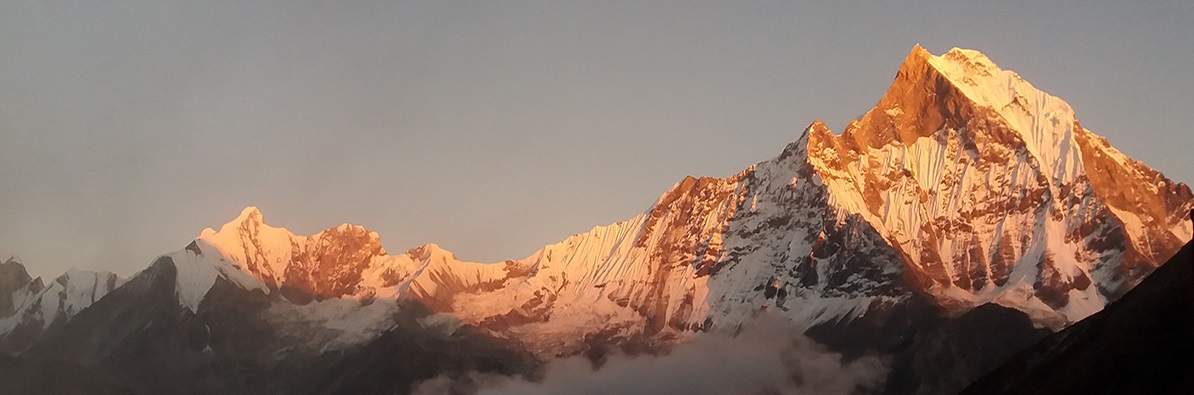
808,45 -> 1192,327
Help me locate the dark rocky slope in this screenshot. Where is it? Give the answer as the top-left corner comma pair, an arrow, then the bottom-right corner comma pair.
964,213 -> 1194,394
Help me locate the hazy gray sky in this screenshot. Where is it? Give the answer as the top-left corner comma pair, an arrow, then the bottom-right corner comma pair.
2,1 -> 1192,278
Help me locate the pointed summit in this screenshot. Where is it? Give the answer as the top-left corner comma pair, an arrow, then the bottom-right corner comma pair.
941,47 -> 996,65
839,44 -> 956,147
234,206 -> 265,224
206,206 -> 276,240
805,119 -> 831,135
905,43 -> 932,63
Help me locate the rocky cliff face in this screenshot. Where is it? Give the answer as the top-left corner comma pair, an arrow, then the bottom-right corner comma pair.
0,259 -> 33,318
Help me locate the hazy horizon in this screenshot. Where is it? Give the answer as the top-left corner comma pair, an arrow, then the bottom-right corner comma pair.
3,1 -> 1193,279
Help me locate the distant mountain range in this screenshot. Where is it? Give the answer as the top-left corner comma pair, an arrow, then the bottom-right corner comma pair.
2,45 -> 1190,394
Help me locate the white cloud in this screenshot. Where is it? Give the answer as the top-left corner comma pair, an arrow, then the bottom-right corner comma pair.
415,312 -> 889,395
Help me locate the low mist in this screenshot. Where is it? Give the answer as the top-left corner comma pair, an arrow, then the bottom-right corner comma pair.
415,312 -> 889,395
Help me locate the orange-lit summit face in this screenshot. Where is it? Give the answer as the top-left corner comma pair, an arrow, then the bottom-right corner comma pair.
195,208 -> 391,301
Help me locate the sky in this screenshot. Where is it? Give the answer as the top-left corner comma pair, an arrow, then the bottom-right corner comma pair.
2,1 -> 1192,279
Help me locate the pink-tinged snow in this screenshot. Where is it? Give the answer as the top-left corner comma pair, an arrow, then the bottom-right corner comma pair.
435,214 -> 669,353
925,48 -> 1085,187
704,145 -> 896,331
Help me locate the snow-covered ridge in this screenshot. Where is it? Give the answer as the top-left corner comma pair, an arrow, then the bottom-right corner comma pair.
0,264 -> 123,351
167,207 -> 517,314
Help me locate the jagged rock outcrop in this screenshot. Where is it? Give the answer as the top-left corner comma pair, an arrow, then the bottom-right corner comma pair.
0,259 -> 33,317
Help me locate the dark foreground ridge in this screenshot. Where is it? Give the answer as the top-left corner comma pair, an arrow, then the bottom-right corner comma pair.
964,211 -> 1194,394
